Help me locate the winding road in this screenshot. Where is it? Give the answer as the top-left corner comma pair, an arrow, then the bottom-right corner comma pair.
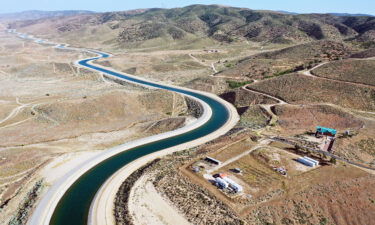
8,31 -> 239,225
300,61 -> 375,89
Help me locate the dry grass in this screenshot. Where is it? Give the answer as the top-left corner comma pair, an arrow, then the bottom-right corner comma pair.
312,59 -> 375,86
0,31 -> 191,223
208,138 -> 255,162
250,73 -> 375,111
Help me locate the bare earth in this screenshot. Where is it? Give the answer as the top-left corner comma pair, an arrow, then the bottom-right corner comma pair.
128,175 -> 190,225
0,27 -> 192,224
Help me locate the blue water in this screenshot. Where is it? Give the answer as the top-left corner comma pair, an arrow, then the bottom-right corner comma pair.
50,51 -> 231,225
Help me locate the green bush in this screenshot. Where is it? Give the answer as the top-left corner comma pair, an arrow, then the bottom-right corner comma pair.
226,80 -> 253,89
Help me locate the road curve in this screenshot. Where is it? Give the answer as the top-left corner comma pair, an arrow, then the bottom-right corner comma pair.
300,61 -> 375,89
9,30 -> 239,225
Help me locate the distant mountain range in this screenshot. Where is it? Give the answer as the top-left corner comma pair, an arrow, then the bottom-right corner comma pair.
328,13 -> 374,17
6,5 -> 375,48
0,10 -> 95,21
1,8 -> 373,22
278,11 -> 374,17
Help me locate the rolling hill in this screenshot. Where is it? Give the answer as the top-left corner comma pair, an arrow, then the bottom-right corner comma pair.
6,5 -> 375,49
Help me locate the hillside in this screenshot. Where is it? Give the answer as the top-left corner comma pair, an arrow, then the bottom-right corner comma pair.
249,73 -> 375,111
312,59 -> 375,86
217,40 -> 353,80
2,5 -> 375,225
350,48 -> 375,58
6,5 -> 375,50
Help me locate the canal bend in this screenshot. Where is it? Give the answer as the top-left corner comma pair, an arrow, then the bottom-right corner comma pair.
45,48 -> 232,225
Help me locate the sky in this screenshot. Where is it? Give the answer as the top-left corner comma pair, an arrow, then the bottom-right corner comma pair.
1,0 -> 375,15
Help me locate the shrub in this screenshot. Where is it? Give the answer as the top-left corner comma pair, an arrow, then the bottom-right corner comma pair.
226,80 -> 253,89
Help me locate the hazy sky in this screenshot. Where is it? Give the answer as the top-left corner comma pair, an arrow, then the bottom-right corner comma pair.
2,0 -> 375,15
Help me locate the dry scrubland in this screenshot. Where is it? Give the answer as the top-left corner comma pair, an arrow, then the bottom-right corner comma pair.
350,48 -> 375,58
118,129 -> 375,225
0,30 -> 193,224
2,5 -> 375,225
9,5 -> 375,52
111,38 -> 375,225
217,40 -> 353,80
92,42 -> 280,89
312,59 -> 375,86
273,104 -> 364,134
250,73 -> 375,111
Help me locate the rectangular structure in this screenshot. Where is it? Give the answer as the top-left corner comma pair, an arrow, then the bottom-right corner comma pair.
205,157 -> 222,165
303,156 -> 319,166
296,157 -> 315,167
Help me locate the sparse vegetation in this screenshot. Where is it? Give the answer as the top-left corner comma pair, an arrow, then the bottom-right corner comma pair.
225,63 -> 234,68
218,40 -> 352,80
312,59 -> 375,86
356,138 -> 375,156
250,73 -> 375,111
4,4 -> 375,225
273,69 -> 294,76
8,180 -> 43,225
9,5 -> 375,51
226,80 -> 252,89
239,105 -> 269,129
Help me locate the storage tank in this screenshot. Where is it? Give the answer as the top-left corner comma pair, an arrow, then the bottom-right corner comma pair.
303,156 -> 319,166
223,177 -> 243,193
297,157 -> 315,167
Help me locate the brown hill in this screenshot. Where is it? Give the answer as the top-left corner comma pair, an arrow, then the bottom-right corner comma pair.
7,5 -> 375,49
273,104 -> 364,134
350,48 -> 375,58
249,73 -> 375,111
217,40 -> 353,80
312,59 -> 375,86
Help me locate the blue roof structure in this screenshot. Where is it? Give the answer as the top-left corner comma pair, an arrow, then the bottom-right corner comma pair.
316,126 -> 337,136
